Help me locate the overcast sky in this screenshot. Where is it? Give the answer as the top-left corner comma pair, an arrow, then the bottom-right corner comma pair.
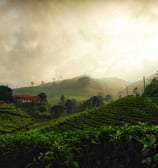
0,0 -> 158,87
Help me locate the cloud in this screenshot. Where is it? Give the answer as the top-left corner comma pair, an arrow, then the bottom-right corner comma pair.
0,0 -> 158,87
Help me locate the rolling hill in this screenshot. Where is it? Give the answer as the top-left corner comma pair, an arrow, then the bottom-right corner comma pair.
13,75 -> 129,105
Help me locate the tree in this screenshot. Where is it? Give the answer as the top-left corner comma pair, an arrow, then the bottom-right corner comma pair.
31,81 -> 35,87
0,85 -> 12,103
104,94 -> 113,103
51,105 -> 65,118
59,94 -> 65,107
65,99 -> 78,114
37,92 -> 47,102
78,76 -> 90,87
81,96 -> 104,110
91,96 -> 103,107
52,78 -> 56,85
41,81 -> 44,85
143,78 -> 158,97
133,87 -> 140,96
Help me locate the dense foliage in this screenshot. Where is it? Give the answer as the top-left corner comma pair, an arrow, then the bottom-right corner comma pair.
17,101 -> 51,119
143,78 -> 158,97
0,85 -> 12,103
1,123 -> 158,168
81,96 -> 104,110
51,95 -> 106,118
1,96 -> 158,167
37,92 -> 47,102
0,104 -> 33,134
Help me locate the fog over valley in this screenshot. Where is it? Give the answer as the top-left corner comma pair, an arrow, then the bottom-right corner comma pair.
0,0 -> 158,87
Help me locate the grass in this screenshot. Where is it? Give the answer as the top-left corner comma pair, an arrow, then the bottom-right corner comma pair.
0,103 -> 33,134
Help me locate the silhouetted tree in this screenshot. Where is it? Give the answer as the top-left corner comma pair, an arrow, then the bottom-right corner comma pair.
105,94 -> 113,103
31,81 -> 35,87
133,87 -> 140,96
92,96 -> 102,107
51,105 -> 65,118
65,99 -> 78,114
0,85 -> 12,103
37,92 -> 47,102
81,96 -> 104,110
143,78 -> 158,97
41,81 -> 44,85
52,78 -> 56,85
59,94 -> 65,107
78,76 -> 90,87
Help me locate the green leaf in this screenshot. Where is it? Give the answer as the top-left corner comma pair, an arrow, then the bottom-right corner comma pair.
153,153 -> 158,162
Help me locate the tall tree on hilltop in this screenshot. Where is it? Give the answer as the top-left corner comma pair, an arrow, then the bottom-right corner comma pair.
31,81 -> 35,87
41,81 -> 44,85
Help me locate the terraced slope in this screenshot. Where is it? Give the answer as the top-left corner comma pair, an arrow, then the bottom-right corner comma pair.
1,96 -> 158,168
0,104 -> 33,134
34,96 -> 158,133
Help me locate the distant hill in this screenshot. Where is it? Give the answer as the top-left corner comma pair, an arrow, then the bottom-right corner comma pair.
13,75 -> 129,105
120,75 -> 156,97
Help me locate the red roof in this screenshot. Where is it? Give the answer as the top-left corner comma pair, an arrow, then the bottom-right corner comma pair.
12,94 -> 38,100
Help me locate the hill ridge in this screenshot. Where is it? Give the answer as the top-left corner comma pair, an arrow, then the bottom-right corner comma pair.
13,75 -> 129,104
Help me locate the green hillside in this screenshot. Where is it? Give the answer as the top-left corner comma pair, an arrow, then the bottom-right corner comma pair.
13,75 -> 129,105
0,103 -> 33,134
1,96 -> 158,168
30,96 -> 158,133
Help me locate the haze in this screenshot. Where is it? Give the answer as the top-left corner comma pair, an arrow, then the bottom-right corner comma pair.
0,0 -> 158,87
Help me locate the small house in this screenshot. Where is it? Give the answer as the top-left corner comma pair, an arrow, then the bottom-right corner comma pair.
12,94 -> 38,103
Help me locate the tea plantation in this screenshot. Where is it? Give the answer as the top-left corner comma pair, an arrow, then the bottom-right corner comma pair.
32,96 -> 158,133
0,103 -> 33,134
1,96 -> 158,168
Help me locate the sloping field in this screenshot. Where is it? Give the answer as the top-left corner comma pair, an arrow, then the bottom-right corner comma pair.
33,96 -> 158,133
1,96 -> 158,168
0,103 -> 33,134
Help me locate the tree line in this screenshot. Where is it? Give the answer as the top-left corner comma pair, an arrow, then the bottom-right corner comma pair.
50,94 -> 113,118
0,85 -> 113,119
